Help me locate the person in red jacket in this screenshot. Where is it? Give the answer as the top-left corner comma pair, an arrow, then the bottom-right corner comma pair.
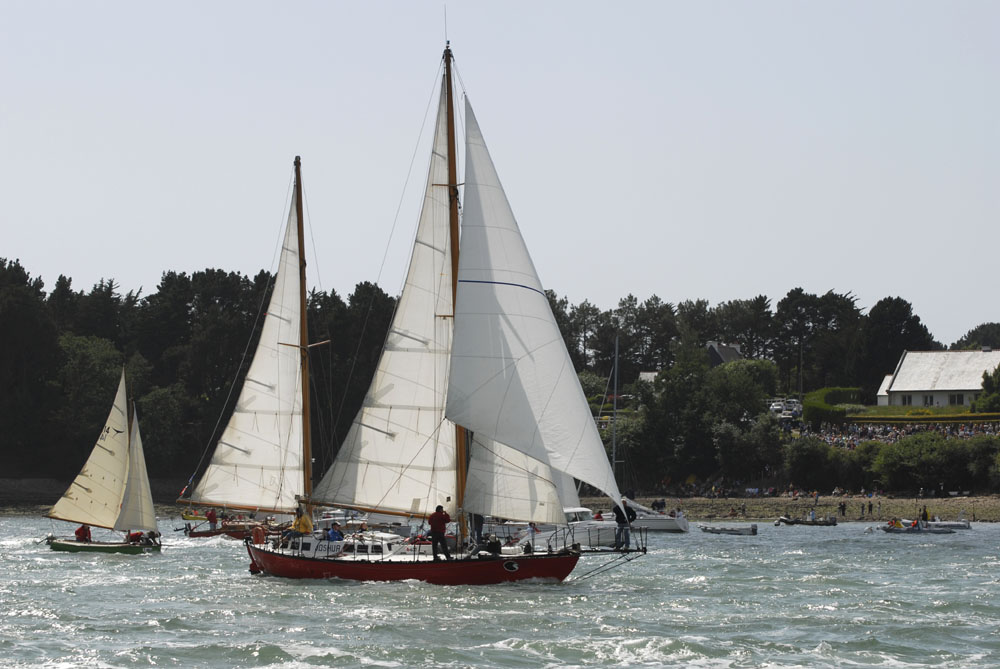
428,505 -> 452,561
75,524 -> 91,543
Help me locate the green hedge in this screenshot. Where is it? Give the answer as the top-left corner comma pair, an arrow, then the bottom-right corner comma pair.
848,412 -> 1000,424
803,387 -> 861,430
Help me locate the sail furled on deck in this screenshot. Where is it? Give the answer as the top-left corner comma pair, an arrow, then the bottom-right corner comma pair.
113,413 -> 157,532
188,192 -> 305,514
48,370 -> 131,530
312,82 -> 458,517
445,98 -> 623,507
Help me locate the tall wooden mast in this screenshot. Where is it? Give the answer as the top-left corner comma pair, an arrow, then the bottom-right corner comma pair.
293,156 -> 313,497
443,43 -> 468,519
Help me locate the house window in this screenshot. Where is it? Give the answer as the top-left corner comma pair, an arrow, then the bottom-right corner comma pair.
923,395 -> 933,407
901,395 -> 912,406
948,394 -> 965,406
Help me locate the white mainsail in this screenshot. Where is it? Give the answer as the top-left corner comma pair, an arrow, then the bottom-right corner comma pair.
312,82 -> 458,517
113,413 -> 157,532
445,99 -> 623,507
48,370 -> 131,530
187,189 -> 305,514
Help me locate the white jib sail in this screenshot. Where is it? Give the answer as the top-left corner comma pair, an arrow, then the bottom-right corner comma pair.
464,436 -> 566,524
113,412 -> 157,532
312,82 -> 457,517
445,98 -> 623,507
48,369 -> 131,530
188,190 -> 305,513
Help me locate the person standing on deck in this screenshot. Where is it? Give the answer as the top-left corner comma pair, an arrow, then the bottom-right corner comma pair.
613,501 -> 636,550
428,505 -> 452,561
471,513 -> 485,546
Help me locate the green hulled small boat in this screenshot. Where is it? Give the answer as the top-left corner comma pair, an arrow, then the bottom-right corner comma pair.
44,369 -> 162,555
47,538 -> 161,554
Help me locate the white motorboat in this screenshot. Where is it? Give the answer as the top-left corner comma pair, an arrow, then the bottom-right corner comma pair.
879,520 -> 955,534
624,498 -> 690,532
900,518 -> 971,530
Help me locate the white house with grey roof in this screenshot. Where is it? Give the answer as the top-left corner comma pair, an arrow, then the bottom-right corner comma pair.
878,349 -> 1000,407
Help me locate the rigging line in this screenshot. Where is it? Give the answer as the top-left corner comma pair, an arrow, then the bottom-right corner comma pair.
328,62 -> 447,454
598,354 -> 615,422
269,339 -> 309,509
301,170 -> 324,294
182,166 -> 295,493
568,553 -> 640,582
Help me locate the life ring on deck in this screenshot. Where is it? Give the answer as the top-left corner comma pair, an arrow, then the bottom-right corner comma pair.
251,526 -> 267,545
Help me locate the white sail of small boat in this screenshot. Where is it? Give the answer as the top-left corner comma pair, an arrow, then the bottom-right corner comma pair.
182,158 -> 312,519
46,369 -> 160,554
247,44 -> 628,585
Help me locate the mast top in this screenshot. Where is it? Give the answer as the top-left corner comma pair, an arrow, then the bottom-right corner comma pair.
294,155 -> 301,167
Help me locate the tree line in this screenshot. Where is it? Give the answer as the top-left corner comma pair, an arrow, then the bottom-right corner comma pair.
3,257 -> 999,491
0,259 -> 395,481
547,288 -> 997,401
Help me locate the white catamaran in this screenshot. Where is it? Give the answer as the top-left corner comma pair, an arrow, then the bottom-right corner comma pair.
46,369 -> 161,554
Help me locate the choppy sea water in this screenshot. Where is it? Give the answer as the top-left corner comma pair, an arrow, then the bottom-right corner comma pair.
1,514 -> 999,668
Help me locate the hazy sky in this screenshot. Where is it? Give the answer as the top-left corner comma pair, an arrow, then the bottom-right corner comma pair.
2,2 -> 996,347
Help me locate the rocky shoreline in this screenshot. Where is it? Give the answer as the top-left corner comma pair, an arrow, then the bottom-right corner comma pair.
582,494 -> 999,523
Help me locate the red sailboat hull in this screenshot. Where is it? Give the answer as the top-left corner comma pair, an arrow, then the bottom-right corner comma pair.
246,543 -> 580,585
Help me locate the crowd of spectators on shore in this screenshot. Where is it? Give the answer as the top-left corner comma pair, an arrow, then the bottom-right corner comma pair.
800,421 -> 1000,450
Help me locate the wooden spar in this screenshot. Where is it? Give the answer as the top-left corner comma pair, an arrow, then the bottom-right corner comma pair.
293,156 -> 313,498
443,43 -> 468,534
